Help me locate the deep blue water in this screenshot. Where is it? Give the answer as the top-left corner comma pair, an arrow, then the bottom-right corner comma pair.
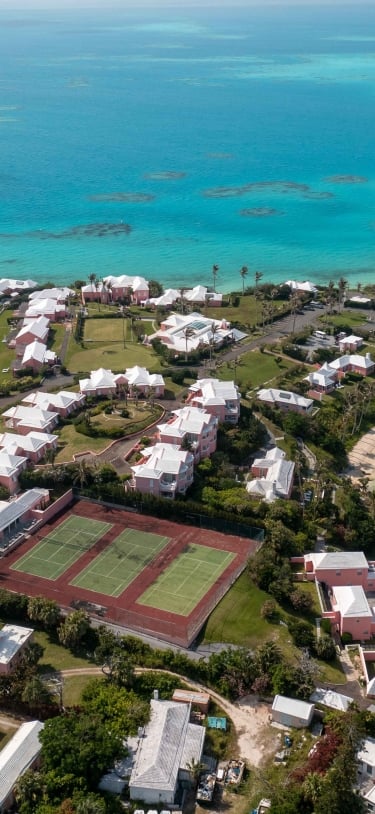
0,4 -> 375,292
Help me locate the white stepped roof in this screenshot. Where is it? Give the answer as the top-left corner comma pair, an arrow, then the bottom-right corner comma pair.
16,316 -> 49,342
339,334 -> 363,344
310,687 -> 352,712
0,450 -> 27,476
0,720 -> 44,806
330,353 -> 374,370
0,278 -> 37,293
0,624 -> 34,665
247,458 -> 294,501
103,274 -> 149,291
22,340 -> 55,366
358,737 -> 375,769
285,280 -> 317,293
0,431 -> 57,454
22,390 -> 84,411
257,388 -> 313,409
189,377 -> 239,405
252,447 -> 285,468
3,405 -> 58,429
132,444 -> 193,479
158,405 -> 217,438
29,287 -> 73,301
332,585 -> 372,618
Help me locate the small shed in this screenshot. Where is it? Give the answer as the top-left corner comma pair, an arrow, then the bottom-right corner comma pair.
172,689 -> 210,714
207,716 -> 227,731
271,695 -> 314,729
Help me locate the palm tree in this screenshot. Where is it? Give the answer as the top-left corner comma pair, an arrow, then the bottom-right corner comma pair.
186,757 -> 205,789
212,264 -> 219,292
338,276 -> 347,312
255,270 -> 263,288
183,326 -> 196,362
240,265 -> 248,295
209,321 -> 219,363
105,279 -> 113,303
326,279 -> 336,315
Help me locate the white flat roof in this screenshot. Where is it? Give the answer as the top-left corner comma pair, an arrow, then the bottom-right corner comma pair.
0,488 -> 49,533
0,624 -> 34,665
272,694 -> 314,720
0,720 -> 44,806
305,551 -> 368,571
358,737 -> 375,768
333,585 -> 372,618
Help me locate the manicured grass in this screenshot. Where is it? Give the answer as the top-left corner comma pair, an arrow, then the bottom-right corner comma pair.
49,323 -> 66,356
55,423 -> 112,462
138,543 -> 235,616
66,340 -> 159,374
11,516 -> 112,581
35,630 -> 92,672
0,309 -> 17,384
84,318 -> 128,343
201,573 -> 346,683
218,350 -> 295,390
70,528 -> 170,598
63,674 -> 102,706
320,311 -> 368,329
208,294 -> 289,328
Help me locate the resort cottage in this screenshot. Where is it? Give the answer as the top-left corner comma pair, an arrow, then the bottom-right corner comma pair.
0,720 -> 44,813
257,388 -> 314,415
157,406 -> 218,462
187,378 -> 240,424
0,624 -> 34,674
129,443 -> 194,498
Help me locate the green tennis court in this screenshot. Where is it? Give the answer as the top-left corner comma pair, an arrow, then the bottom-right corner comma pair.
137,543 -> 235,616
11,516 -> 112,581
69,527 -> 170,597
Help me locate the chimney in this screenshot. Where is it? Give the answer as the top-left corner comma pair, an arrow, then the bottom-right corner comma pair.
366,353 -> 371,361
153,689 -> 159,701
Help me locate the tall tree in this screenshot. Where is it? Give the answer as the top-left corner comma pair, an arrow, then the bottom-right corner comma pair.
240,265 -> 248,295
255,269 -> 263,288
58,610 -> 90,651
183,326 -> 196,362
212,263 -> 219,292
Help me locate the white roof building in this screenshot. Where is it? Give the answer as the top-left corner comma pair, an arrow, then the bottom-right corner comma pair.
310,688 -> 352,712
146,288 -> 181,308
0,431 -> 58,458
22,390 -> 85,413
21,340 -> 56,368
25,298 -> 66,319
338,334 -> 363,349
329,352 -> 375,372
131,444 -> 194,495
15,316 -> 50,344
0,450 -> 27,478
272,695 -> 314,728
3,405 -> 59,432
252,447 -> 285,470
257,388 -> 313,412
129,699 -> 205,805
348,295 -> 372,305
358,737 -> 375,771
188,378 -> 240,421
332,585 -> 372,619
285,280 -> 317,293
104,274 -> 149,293
307,362 -> 337,390
0,278 -> 37,294
0,720 -> 44,810
304,551 -> 369,572
149,312 -> 233,355
29,287 -> 73,302
122,366 -> 165,390
0,488 -> 49,534
79,367 -> 117,395
246,457 -> 295,502
158,405 -> 218,442
0,624 -> 34,668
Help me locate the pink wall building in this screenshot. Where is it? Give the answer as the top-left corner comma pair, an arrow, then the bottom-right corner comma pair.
187,378 -> 240,424
129,443 -> 194,498
157,406 -> 218,462
303,551 -> 375,591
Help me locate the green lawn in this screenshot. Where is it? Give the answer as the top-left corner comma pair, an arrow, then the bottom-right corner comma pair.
55,423 -> 112,462
201,573 -> 346,683
66,339 -> 159,374
63,674 -> 102,706
70,527 -> 170,598
320,311 -> 369,329
11,516 -> 112,581
48,323 -> 66,356
35,630 -> 92,672
208,294 -> 289,329
218,350 -> 295,390
138,543 -> 235,616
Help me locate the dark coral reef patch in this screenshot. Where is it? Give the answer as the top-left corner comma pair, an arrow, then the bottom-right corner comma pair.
240,207 -> 284,217
88,192 -> 154,203
144,171 -> 186,181
0,223 -> 132,240
202,180 -> 333,199
324,175 -> 368,184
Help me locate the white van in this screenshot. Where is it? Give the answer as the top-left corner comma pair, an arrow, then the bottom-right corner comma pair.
313,330 -> 327,340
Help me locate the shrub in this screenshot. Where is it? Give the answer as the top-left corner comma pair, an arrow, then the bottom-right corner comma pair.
260,600 -> 279,621
341,631 -> 353,645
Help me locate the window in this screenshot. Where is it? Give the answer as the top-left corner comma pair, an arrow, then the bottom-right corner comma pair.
336,571 -> 341,576
367,764 -> 373,775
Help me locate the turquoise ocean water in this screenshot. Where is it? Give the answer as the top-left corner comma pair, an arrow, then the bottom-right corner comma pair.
0,4 -> 375,292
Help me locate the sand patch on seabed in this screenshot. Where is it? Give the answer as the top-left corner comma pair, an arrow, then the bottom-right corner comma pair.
348,427 -> 375,482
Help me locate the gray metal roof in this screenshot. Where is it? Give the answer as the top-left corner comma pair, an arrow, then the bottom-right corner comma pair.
0,488 -> 49,533
0,720 -> 44,805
